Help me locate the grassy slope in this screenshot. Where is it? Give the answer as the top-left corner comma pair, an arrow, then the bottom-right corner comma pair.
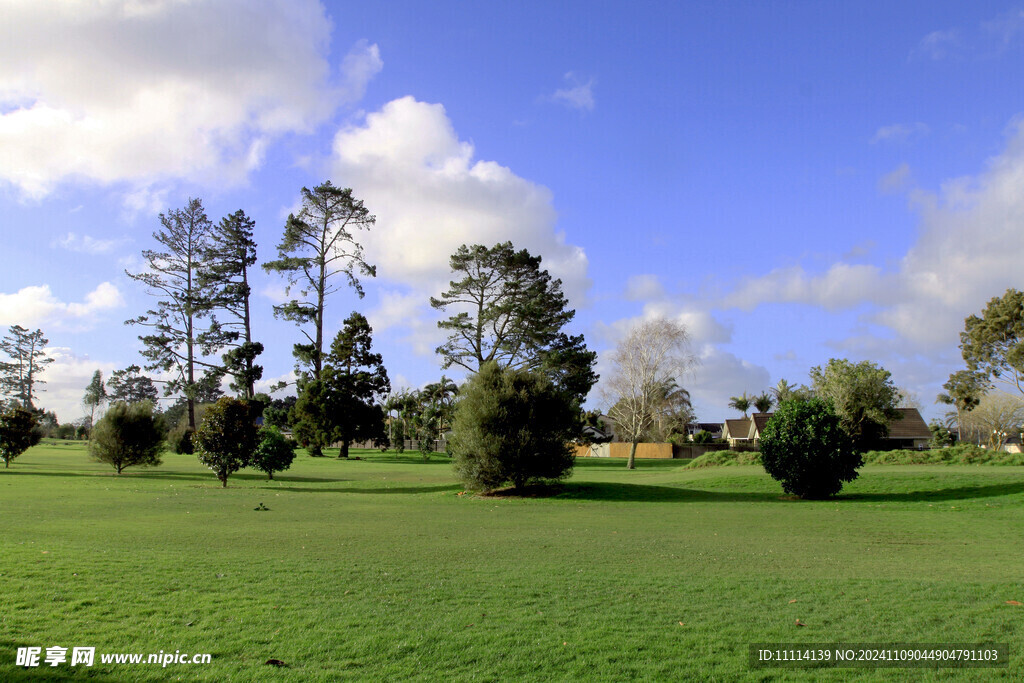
0,443 -> 1021,681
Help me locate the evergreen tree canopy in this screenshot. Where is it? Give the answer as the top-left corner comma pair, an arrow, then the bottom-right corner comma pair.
430,242 -> 597,405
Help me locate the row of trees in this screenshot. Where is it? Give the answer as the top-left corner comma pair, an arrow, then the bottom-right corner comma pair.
118,184 -> 600,492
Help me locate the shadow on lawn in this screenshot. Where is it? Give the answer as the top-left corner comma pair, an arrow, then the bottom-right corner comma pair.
0,470 -> 351,484
558,481 -> 1024,504
259,483 -> 462,495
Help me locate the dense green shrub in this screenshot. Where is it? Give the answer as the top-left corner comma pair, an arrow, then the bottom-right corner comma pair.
89,401 -> 166,474
759,398 -> 861,499
0,407 -> 39,468
451,363 -> 576,492
691,430 -> 717,444
169,424 -> 194,454
861,444 -> 1024,466
682,450 -> 763,469
194,398 -> 259,487
251,426 -> 296,480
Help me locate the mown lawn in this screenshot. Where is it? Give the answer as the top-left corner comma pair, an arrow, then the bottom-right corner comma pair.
1,442 -> 1021,681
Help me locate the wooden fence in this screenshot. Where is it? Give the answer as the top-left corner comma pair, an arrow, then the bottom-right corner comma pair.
575,442 -> 673,459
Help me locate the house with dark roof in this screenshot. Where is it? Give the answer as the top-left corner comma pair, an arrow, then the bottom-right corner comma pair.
882,407 -> 931,449
747,412 -> 773,442
722,418 -> 751,447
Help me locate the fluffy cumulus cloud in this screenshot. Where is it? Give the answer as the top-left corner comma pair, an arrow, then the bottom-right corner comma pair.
33,347 -> 120,424
0,0 -> 380,198
715,119 -> 1024,352
331,95 -> 591,308
0,282 -> 124,329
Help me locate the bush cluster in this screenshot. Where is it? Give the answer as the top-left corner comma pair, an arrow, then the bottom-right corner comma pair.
861,444 -> 1024,466
759,398 -> 861,499
451,363 -> 576,492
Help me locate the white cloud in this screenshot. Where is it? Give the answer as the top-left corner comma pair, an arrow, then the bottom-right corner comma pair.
721,263 -> 890,312
331,96 -> 591,304
0,0 -> 380,198
550,72 -> 595,111
624,274 -> 665,301
879,163 -> 912,193
32,347 -> 119,424
366,290 -> 425,333
871,122 -> 930,144
714,118 -> 1024,352
0,282 -> 125,329
913,30 -> 959,60
52,232 -> 130,255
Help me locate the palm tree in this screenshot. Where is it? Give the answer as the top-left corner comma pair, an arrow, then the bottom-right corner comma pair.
651,378 -> 694,441
728,393 -> 751,418
752,392 -> 774,414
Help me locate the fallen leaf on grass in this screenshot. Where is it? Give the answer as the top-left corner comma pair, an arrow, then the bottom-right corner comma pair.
788,599 -> 797,604
795,620 -> 806,627
1006,601 -> 1022,606
678,622 -> 685,626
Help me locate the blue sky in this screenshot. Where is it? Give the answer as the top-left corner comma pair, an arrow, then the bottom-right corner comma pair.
2,1 -> 1024,424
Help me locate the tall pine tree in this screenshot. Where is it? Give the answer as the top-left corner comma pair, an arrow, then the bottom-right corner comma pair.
0,325 -> 54,409
201,209 -> 263,399
262,182 -> 376,382
126,198 -> 232,431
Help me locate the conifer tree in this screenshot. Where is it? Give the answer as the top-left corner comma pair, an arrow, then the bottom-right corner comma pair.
263,182 -> 376,381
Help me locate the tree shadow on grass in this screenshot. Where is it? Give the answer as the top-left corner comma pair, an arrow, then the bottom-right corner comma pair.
258,483 -> 462,495
837,481 -> 1024,503
0,470 -> 351,484
556,481 -> 1024,504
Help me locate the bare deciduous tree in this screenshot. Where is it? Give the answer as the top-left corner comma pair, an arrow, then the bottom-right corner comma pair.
603,318 -> 697,469
960,391 -> 1024,450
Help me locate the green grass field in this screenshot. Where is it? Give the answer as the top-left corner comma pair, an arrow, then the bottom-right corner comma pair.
1,442 -> 1021,681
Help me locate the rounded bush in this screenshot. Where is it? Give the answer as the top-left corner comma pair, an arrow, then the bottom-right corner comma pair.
89,401 -> 166,474
759,398 -> 861,499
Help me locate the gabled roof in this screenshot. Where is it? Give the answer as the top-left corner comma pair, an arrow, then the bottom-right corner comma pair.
724,418 -> 750,439
750,412 -> 773,437
886,407 -> 930,439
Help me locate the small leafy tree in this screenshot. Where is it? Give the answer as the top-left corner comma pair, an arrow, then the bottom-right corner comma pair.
451,363 -> 576,492
759,398 -> 861,499
82,370 -> 107,432
251,426 -> 296,480
194,397 -> 259,487
89,401 -> 166,474
0,406 -> 39,467
809,358 -> 900,450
